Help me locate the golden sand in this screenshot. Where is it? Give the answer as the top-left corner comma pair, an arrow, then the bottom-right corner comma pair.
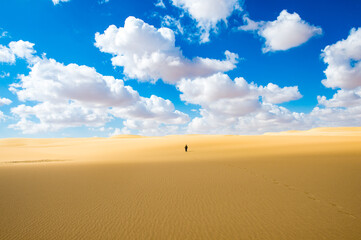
1,127 -> 361,239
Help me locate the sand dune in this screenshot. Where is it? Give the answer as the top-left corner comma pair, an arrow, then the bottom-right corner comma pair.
265,127 -> 361,136
1,127 -> 361,239
110,134 -> 146,139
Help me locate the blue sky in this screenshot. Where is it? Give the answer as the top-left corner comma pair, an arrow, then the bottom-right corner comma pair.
0,0 -> 360,137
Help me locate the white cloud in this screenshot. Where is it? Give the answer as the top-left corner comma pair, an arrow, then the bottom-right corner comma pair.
0,72 -> 10,78
155,0 -> 166,8
9,40 -> 36,61
110,127 -> 125,136
110,95 -> 189,125
0,45 -> 16,64
179,66 -> 360,134
0,97 -> 12,106
52,0 -> 70,5
310,105 -> 361,128
238,15 -> 261,31
240,10 -> 322,52
0,29 -> 8,38
317,88 -> 361,108
108,93 -> 189,136
5,24 -> 361,136
9,58 -> 127,133
321,28 -> 361,89
171,0 -> 242,42
187,105 -> 306,135
11,58 -> 139,107
236,103 -> 306,134
98,0 -> 110,4
178,72 -> 301,109
0,111 -> 5,121
95,16 -> 238,84
121,119 -> 183,136
0,40 -> 36,64
311,92 -> 361,129
310,29 -> 361,128
161,15 -> 184,35
9,56 -> 189,134
178,73 -> 260,117
177,72 -> 304,134
259,83 -> 302,104
10,102 -> 111,134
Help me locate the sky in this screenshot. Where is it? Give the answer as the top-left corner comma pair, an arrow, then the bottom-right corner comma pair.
0,0 -> 360,137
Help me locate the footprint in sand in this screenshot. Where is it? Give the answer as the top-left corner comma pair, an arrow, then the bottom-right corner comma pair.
278,182 -> 356,219
222,163 -> 357,220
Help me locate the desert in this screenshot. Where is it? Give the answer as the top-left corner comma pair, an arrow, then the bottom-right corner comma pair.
1,127 -> 361,239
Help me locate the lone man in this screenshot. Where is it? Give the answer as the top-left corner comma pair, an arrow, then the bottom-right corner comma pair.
185,144 -> 188,152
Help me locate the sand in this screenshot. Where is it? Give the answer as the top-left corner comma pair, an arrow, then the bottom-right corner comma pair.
0,127 -> 361,239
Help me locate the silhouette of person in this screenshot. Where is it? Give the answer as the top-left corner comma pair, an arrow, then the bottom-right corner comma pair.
185,144 -> 188,152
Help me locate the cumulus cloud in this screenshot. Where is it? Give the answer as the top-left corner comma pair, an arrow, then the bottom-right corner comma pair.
110,95 -> 189,124
310,105 -> 361,128
121,119 -> 183,136
311,91 -> 361,126
95,16 -> 238,84
98,0 -> 110,4
171,0 -> 242,42
155,0 -> 166,8
177,72 -> 303,134
317,88 -> 361,108
0,29 -> 8,38
0,98 -> 12,122
0,97 -> 12,106
10,102 -> 111,134
5,24 -> 361,136
9,56 -> 189,134
236,103 -> 306,134
321,28 -> 361,89
178,72 -> 301,109
311,28 -> 361,128
179,57 -> 361,134
161,15 -> 184,35
52,0 -> 70,5
259,83 -> 302,104
109,94 -> 189,135
178,73 -> 260,117
0,40 -> 36,64
240,10 -> 322,52
11,58 -> 139,107
110,128 -> 124,136
0,45 -> 16,63
187,105 -> 306,135
9,41 -> 36,60
0,111 -> 5,121
0,72 -> 10,78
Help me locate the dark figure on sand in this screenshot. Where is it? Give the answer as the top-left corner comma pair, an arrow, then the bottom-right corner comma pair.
185,144 -> 188,152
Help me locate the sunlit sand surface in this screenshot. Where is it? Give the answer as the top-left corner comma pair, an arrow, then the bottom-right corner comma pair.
1,127 -> 361,239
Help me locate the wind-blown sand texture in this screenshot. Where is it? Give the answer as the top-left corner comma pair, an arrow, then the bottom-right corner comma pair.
1,127 -> 361,240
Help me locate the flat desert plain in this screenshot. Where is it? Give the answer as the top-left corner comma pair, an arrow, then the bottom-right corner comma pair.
1,127 -> 361,239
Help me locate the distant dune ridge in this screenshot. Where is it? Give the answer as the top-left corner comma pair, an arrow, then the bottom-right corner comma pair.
264,127 -> 361,136
110,134 -> 146,138
0,127 -> 361,239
